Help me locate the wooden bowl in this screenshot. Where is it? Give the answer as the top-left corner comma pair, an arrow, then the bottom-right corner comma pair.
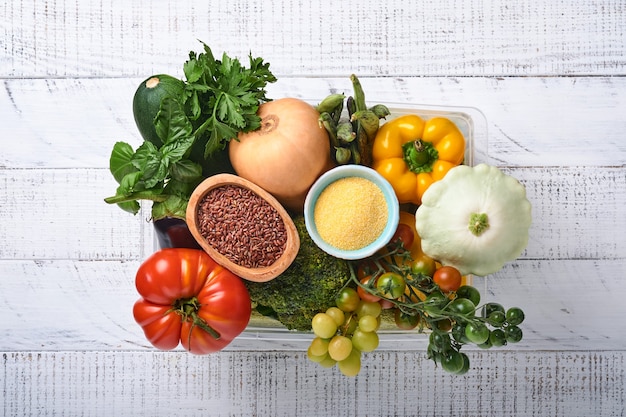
186,174 -> 300,283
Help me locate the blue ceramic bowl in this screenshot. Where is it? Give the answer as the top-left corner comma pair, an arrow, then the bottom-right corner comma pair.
304,165 -> 400,260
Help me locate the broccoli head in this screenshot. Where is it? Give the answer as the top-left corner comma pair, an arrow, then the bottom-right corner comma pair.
244,215 -> 351,331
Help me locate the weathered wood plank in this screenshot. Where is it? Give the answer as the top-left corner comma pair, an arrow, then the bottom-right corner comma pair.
504,166 -> 626,261
0,259 -> 623,351
2,77 -> 625,169
2,350 -> 624,416
0,260 -> 142,351
0,169 -> 153,260
484,260 -> 626,350
2,0 -> 625,78
1,166 -> 623,261
2,0 -> 625,414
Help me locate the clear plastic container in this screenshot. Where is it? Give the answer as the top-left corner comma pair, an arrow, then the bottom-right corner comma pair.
228,102 -> 489,350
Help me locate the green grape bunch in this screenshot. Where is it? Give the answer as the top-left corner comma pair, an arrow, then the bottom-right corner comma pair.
307,287 -> 382,377
307,229 -> 527,377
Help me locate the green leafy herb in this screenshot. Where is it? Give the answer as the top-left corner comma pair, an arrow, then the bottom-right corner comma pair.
104,42 -> 277,220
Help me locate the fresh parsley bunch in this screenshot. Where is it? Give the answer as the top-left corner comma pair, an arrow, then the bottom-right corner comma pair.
105,42 -> 277,220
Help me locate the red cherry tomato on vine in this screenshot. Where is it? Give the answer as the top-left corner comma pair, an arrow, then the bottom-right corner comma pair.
356,260 -> 377,279
357,276 -> 381,303
433,266 -> 463,293
133,248 -> 251,354
379,298 -> 395,310
390,223 -> 415,250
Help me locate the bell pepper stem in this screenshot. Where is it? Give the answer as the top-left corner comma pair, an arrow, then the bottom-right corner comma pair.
402,140 -> 439,174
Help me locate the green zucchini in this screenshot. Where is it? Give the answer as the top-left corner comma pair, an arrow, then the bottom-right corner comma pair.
132,74 -> 185,147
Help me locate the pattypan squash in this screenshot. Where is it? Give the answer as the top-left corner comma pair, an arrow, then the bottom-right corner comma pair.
415,164 -> 532,276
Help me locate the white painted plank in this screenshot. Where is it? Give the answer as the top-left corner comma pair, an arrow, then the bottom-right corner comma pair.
2,77 -> 625,169
2,167 -> 623,261
0,78 -> 140,169
2,0 -> 625,78
1,350 -> 624,416
0,169 -> 153,260
0,260 -> 142,351
0,259 -> 623,351
504,166 -> 626,260
485,260 -> 626,350
1,0 -> 625,414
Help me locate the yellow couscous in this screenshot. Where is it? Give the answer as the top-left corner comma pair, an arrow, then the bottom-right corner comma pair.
313,176 -> 388,250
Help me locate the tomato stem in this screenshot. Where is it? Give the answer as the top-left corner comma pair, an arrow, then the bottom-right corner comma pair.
173,297 -> 221,340
347,244 -> 494,333
190,315 -> 221,339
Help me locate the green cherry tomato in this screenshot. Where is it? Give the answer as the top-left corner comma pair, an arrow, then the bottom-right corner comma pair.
455,352 -> 471,375
427,344 -> 441,363
410,255 -> 437,277
489,329 -> 508,347
482,302 -> 505,318
505,325 -> 523,343
447,298 -> 476,316
456,285 -> 481,306
477,337 -> 493,349
440,350 -> 465,374
335,287 -> 360,312
376,272 -> 406,299
423,291 -> 447,314
429,331 -> 452,352
487,311 -> 507,327
465,322 -> 490,345
394,309 -> 420,330
506,307 -> 525,326
452,323 -> 470,344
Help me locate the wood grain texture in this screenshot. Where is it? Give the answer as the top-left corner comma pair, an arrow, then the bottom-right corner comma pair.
2,77 -> 625,169
2,167 -> 624,263
2,0 -> 625,77
504,166 -> 626,260
2,0 -> 625,415
2,259 -> 623,352
2,350 -> 624,416
0,169 -> 153,261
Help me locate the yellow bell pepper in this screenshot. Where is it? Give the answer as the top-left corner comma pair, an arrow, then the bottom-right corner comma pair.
372,114 -> 466,205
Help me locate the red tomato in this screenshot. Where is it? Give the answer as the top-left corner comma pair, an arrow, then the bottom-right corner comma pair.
390,223 -> 415,250
356,260 -> 378,279
433,266 -> 463,293
133,248 -> 251,354
357,276 -> 381,303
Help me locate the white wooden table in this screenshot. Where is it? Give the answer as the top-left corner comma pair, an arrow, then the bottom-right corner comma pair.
1,0 -> 625,415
